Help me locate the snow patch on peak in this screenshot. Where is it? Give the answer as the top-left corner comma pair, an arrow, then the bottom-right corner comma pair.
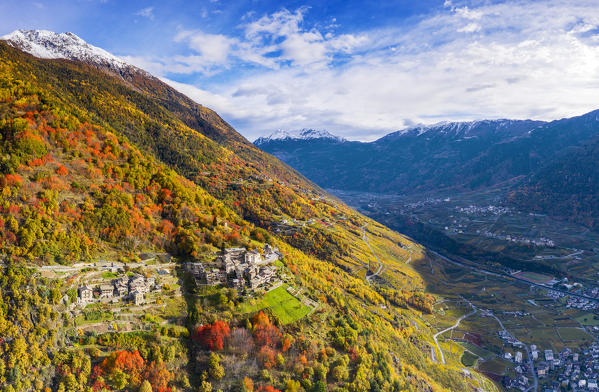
254,129 -> 345,145
383,119 -> 533,140
1,29 -> 134,72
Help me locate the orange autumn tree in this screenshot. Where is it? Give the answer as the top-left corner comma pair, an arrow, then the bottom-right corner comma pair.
56,164 -> 69,176
252,311 -> 281,348
91,350 -> 173,391
257,386 -> 281,392
143,361 -> 173,392
251,312 -> 283,368
93,350 -> 145,388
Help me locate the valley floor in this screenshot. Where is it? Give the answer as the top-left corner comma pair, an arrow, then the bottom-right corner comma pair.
331,188 -> 599,391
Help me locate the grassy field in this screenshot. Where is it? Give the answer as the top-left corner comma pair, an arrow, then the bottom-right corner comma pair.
102,271 -> 118,279
557,327 -> 593,342
477,358 -> 510,375
461,350 -> 478,367
575,313 -> 599,326
513,271 -> 553,283
239,285 -> 312,324
459,342 -> 496,360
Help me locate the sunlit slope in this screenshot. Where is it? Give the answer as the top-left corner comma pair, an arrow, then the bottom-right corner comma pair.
0,42 -> 498,391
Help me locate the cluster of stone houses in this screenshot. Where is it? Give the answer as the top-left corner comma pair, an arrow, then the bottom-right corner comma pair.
78,274 -> 156,306
186,245 -> 281,290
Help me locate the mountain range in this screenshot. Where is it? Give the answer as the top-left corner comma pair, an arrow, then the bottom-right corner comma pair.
255,113 -> 599,229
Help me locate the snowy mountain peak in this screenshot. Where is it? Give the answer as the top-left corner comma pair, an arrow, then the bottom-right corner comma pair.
382,119 -> 542,141
254,129 -> 345,145
1,29 -> 135,73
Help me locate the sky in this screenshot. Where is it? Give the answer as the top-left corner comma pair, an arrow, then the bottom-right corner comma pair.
2,0 -> 599,141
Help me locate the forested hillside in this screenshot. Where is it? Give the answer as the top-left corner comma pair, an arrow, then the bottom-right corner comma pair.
509,137 -> 599,230
0,42 -> 497,391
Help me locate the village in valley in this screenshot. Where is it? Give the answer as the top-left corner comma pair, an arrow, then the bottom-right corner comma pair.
419,255 -> 599,392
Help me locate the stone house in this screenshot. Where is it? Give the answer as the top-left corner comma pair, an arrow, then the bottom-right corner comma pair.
130,290 -> 144,305
187,245 -> 281,290
129,275 -> 148,294
115,277 -> 129,296
100,284 -> 114,299
146,277 -> 156,288
78,286 -> 93,304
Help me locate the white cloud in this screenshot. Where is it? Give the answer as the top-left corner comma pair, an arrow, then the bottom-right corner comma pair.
175,30 -> 236,65
128,1 -> 599,141
458,22 -> 481,33
153,8 -> 367,73
135,6 -> 154,21
454,6 -> 483,20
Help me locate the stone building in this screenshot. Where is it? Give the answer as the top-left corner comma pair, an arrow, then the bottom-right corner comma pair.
77,274 -> 156,306
186,245 -> 280,290
99,284 -> 114,299
130,290 -> 144,305
78,286 -> 93,304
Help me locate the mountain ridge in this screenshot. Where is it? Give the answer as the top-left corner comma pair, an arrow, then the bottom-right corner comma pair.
255,114 -> 599,228
254,129 -> 346,145
255,118 -> 547,193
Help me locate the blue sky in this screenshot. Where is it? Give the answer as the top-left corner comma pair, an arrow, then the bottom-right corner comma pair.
2,0 -> 599,140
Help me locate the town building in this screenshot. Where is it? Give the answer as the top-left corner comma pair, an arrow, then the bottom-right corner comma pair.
130,290 -> 144,305
515,351 -> 523,363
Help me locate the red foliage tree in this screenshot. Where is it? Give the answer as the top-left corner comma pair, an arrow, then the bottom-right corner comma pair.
159,219 -> 175,238
257,385 -> 281,392
56,164 -> 69,176
193,320 -> 230,350
254,324 -> 281,348
1,173 -> 23,187
252,311 -> 281,348
281,336 -> 292,352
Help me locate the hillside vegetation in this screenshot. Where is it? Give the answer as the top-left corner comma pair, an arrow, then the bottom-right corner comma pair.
0,43 -> 497,392
509,137 -> 599,229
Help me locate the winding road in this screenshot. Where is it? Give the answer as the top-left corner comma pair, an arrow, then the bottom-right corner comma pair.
433,301 -> 477,364
428,250 -> 542,390
360,225 -> 385,284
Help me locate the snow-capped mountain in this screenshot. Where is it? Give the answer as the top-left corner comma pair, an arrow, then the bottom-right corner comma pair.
381,119 -> 542,140
254,118 -> 557,194
1,29 -> 140,75
254,129 -> 345,145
